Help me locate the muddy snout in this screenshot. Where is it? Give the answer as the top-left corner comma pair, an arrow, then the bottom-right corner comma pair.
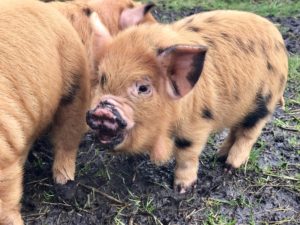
86,101 -> 127,147
86,101 -> 127,129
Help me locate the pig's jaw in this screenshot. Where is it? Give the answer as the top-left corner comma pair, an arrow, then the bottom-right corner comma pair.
96,129 -> 127,149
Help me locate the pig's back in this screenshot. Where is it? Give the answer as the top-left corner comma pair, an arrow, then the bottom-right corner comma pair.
173,10 -> 288,129
0,0 -> 84,139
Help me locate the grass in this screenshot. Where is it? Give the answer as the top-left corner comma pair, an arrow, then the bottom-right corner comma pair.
204,210 -> 237,225
241,140 -> 266,173
153,0 -> 300,16
43,190 -> 55,202
285,55 -> 300,108
203,195 -> 254,225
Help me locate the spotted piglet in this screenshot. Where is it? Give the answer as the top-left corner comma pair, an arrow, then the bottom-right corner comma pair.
87,11 -> 288,193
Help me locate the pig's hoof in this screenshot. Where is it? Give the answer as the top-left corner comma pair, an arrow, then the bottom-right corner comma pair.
2,210 -> 24,225
53,160 -> 75,184
223,163 -> 235,174
225,154 -> 248,169
53,169 -> 74,185
174,180 -> 197,194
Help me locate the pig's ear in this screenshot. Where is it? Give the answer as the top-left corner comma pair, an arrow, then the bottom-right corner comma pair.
157,45 -> 207,100
90,12 -> 112,65
120,3 -> 155,29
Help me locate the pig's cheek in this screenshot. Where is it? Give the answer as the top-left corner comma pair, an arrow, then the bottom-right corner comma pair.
90,89 -> 102,108
90,98 -> 100,109
126,119 -> 135,130
127,86 -> 137,99
119,108 -> 135,129
113,105 -> 135,130
124,105 -> 135,129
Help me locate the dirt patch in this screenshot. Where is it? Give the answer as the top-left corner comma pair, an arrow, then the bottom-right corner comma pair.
23,6 -> 300,225
268,16 -> 300,55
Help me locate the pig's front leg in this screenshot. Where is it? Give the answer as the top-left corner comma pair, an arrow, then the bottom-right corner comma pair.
174,132 -> 210,194
150,131 -> 174,165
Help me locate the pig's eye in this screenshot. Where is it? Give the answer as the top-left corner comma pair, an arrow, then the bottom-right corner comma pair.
130,78 -> 153,98
138,85 -> 150,94
135,81 -> 152,96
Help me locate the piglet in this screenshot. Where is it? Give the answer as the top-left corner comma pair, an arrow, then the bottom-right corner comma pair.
87,11 -> 288,193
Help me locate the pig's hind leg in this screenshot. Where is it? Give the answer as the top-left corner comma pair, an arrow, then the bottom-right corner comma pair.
225,116 -> 270,169
222,90 -> 278,169
216,128 -> 237,161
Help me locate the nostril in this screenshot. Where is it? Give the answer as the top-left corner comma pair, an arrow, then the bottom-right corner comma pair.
93,107 -> 115,118
116,117 -> 127,129
86,110 -> 97,129
87,102 -> 127,130
100,100 -> 114,108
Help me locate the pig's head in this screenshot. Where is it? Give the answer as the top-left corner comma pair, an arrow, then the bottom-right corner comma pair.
53,0 -> 156,38
51,0 -> 156,81
87,14 -> 207,155
88,0 -> 156,35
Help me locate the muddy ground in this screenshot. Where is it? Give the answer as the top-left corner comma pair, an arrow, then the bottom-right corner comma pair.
23,5 -> 299,225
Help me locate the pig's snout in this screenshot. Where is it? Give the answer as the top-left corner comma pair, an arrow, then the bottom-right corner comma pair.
86,100 -> 127,148
86,101 -> 127,130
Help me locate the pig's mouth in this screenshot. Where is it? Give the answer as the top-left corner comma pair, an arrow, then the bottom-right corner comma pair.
96,121 -> 125,148
86,102 -> 127,149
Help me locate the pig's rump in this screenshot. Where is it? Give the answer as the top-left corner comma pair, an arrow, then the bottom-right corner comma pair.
172,11 -> 288,128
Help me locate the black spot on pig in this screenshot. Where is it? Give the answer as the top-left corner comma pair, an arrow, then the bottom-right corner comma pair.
248,40 -> 256,55
187,26 -> 200,32
175,137 -> 192,149
61,74 -> 80,105
187,50 -> 206,87
220,32 -> 231,42
261,41 -> 268,57
203,36 -> 216,48
265,92 -> 272,103
205,16 -> 216,23
235,38 -> 248,54
241,91 -> 271,128
201,107 -> 213,120
83,7 -> 92,17
267,61 -> 274,71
